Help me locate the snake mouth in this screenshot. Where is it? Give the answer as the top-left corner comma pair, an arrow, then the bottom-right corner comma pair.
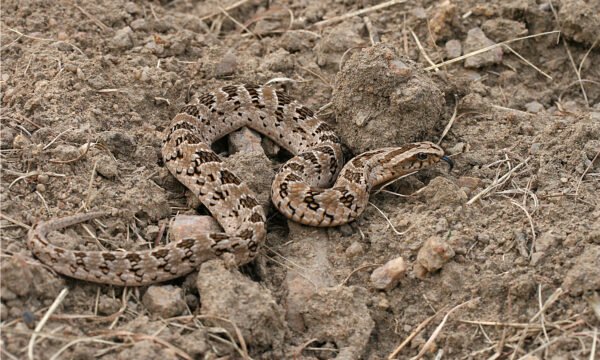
441,155 -> 454,171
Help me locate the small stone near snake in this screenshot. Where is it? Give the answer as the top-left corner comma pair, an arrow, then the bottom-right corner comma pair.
142,285 -> 186,318
370,256 -> 406,290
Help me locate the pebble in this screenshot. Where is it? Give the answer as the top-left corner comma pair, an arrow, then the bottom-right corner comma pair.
445,39 -> 462,59
529,143 -> 542,155
142,285 -> 186,318
457,176 -> 481,191
99,131 -> 136,157
463,27 -> 503,68
37,173 -> 49,184
110,26 -> 134,50
35,184 -> 46,193
97,294 -> 122,315
414,236 -> 455,278
215,51 -> 237,78
345,242 -> 364,258
535,231 -> 559,253
370,256 -> 406,290
525,101 -> 544,113
13,134 -> 31,149
95,154 -> 119,178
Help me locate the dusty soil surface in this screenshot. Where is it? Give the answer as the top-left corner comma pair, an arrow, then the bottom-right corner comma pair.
1,0 -> 599,359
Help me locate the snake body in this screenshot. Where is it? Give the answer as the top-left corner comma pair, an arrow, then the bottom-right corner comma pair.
27,84 -> 451,286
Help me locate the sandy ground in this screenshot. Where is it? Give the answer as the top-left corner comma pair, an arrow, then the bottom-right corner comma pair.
1,0 -> 599,359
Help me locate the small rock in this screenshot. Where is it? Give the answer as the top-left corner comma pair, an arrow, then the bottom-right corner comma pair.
173,329 -> 209,358
445,39 -> 462,59
0,303 -> 7,321
228,127 -> 263,153
35,183 -> 46,193
463,27 -> 503,68
170,215 -> 221,243
525,101 -> 544,113
142,285 -> 186,318
535,231 -> 559,253
110,26 -> 134,50
345,242 -> 364,258
12,133 -> 31,149
371,257 -> 406,290
145,225 -> 160,242
97,294 -> 122,315
562,246 -> 600,296
434,218 -> 449,234
530,143 -> 542,155
124,1 -> 141,14
457,176 -> 481,191
95,154 -> 119,178
215,51 -> 237,78
99,131 -> 136,157
130,18 -> 147,31
0,127 -> 16,149
37,173 -> 49,184
530,251 -> 544,266
416,236 -> 455,274
481,19 -> 528,42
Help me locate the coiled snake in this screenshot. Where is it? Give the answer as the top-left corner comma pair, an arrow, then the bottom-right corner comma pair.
27,84 -> 453,286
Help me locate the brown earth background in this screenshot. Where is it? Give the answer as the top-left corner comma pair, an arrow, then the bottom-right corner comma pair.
1,0 -> 599,359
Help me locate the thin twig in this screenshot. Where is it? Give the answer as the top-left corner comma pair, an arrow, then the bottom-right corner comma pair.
425,31 -> 560,71
439,95 -> 458,143
388,307 -> 447,359
314,0 -> 407,27
6,28 -> 85,56
0,212 -> 31,229
28,288 -> 69,360
410,298 -> 480,360
409,28 -> 438,71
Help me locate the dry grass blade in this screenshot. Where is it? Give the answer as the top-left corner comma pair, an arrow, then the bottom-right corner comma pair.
28,288 -> 69,360
467,158 -> 530,205
196,315 -> 249,359
219,6 -> 259,39
388,307 -> 448,359
409,28 -> 438,70
410,298 -> 480,360
338,263 -> 382,287
502,44 -> 552,80
425,31 -> 560,71
575,150 -> 600,196
6,28 -> 85,56
439,96 -> 458,143
0,213 -> 31,229
199,0 -> 250,21
368,202 -> 411,235
73,4 -> 111,32
508,200 -> 536,257
314,0 -> 407,27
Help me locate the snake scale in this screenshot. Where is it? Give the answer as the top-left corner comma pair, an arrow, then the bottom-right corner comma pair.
27,84 -> 453,286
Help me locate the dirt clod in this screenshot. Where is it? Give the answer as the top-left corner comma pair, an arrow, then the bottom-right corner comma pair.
370,256 -> 407,290
197,260 -> 285,355
142,285 -> 187,318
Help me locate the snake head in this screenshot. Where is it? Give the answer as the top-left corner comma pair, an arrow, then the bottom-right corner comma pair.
402,142 -> 453,171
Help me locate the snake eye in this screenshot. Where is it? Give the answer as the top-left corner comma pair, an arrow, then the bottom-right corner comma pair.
416,152 -> 428,160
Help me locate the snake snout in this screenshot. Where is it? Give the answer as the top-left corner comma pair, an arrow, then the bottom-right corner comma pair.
441,155 -> 454,171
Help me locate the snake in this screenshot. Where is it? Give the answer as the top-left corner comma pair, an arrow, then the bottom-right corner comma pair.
27,84 -> 453,286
